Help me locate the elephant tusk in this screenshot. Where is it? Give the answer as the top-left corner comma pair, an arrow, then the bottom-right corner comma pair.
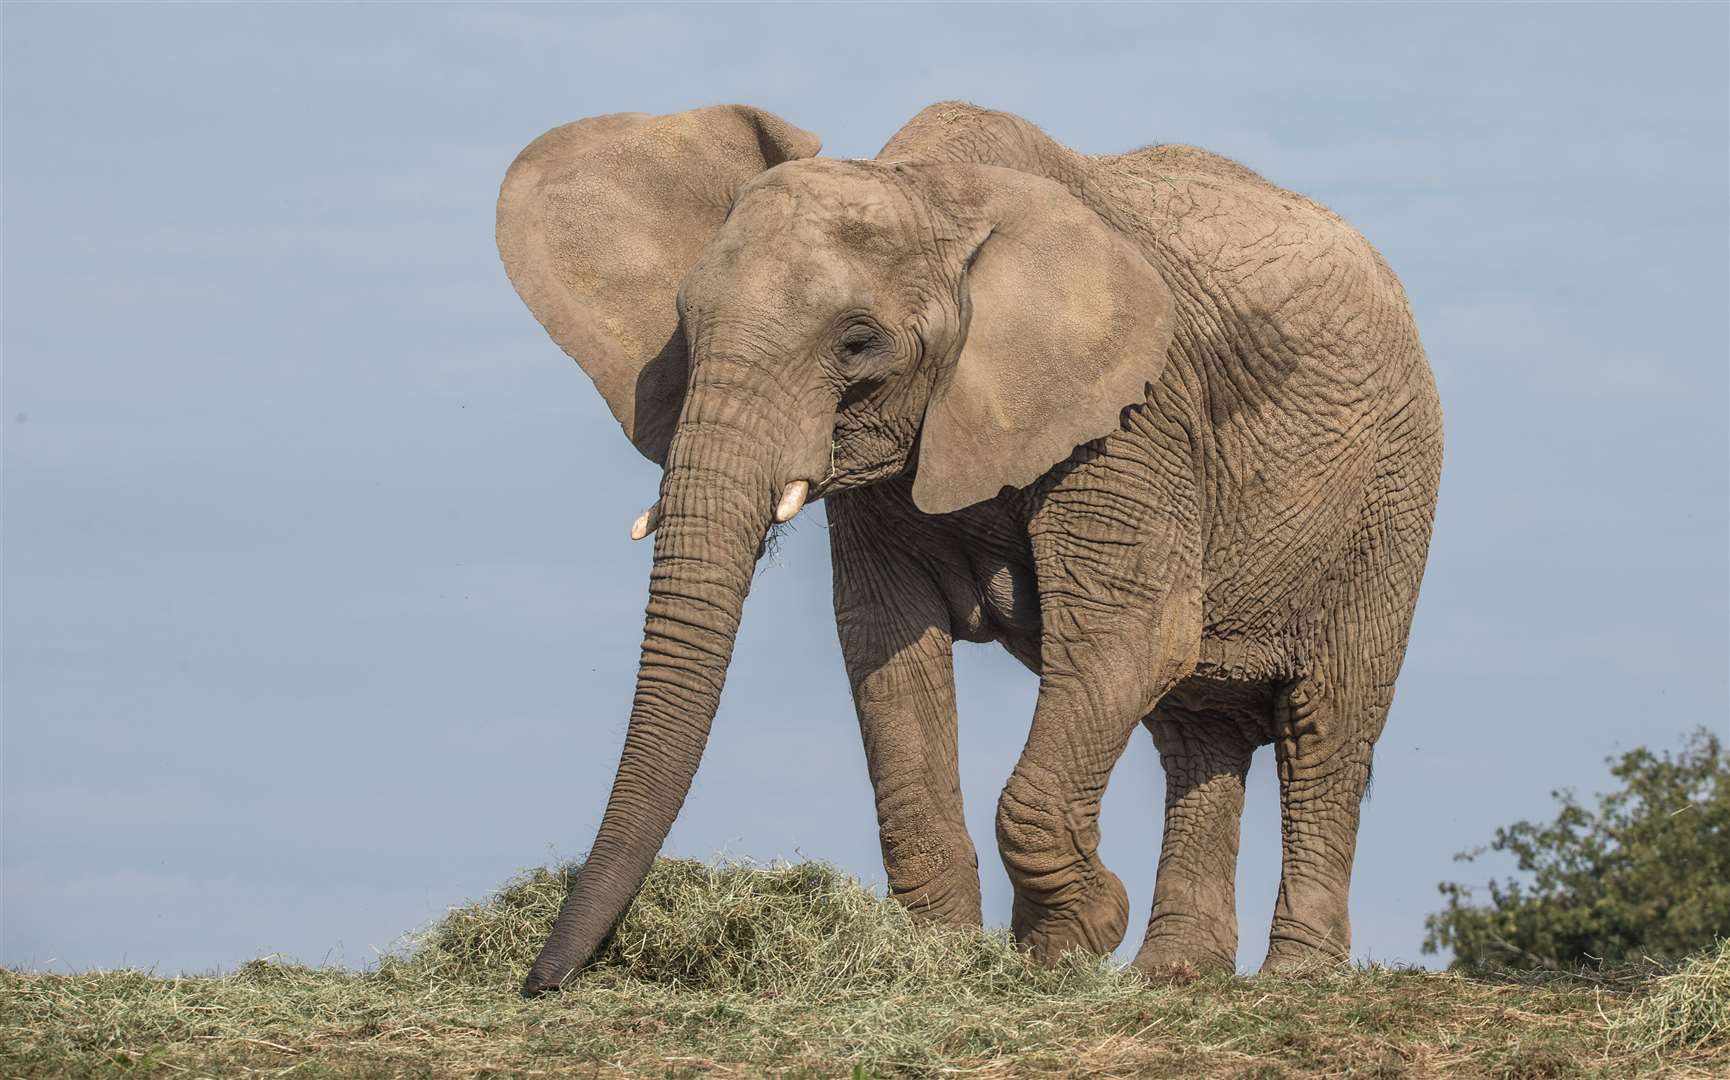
629,501 -> 662,541
774,480 -> 809,524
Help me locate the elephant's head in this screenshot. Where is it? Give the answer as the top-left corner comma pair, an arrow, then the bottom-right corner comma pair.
499,105 -> 1173,994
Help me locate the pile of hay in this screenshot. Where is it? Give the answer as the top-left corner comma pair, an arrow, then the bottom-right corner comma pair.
388,857 -> 1126,997
1612,937 -> 1730,1057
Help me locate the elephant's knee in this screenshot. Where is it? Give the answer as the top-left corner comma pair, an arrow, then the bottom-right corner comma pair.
995,765 -> 1111,909
871,781 -> 982,925
881,828 -> 982,926
999,798 -> 1130,958
994,767 -> 1071,888
996,762 -> 1128,959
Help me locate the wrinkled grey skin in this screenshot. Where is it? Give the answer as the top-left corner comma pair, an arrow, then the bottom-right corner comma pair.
496,103 -> 1443,996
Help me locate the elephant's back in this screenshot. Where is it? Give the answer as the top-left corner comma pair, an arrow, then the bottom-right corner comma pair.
1103,143 -> 1277,191
1094,145 -> 1425,398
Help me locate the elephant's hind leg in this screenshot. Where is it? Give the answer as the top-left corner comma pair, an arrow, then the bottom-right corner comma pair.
1261,409 -> 1437,974
1133,680 -> 1271,977
1261,670 -> 1385,972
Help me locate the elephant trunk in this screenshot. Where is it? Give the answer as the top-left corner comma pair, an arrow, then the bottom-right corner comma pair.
522,415 -> 777,996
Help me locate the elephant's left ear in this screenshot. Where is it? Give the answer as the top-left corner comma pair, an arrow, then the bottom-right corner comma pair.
911,166 -> 1175,515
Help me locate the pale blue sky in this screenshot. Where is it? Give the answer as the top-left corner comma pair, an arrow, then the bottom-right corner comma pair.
4,3 -> 1725,974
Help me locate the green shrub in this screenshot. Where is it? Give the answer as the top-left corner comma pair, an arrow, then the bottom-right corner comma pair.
1424,728 -> 1730,973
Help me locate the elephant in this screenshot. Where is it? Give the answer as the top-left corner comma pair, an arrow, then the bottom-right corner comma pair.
495,101 -> 1443,996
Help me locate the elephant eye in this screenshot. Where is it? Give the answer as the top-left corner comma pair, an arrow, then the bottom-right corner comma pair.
837,323 -> 883,360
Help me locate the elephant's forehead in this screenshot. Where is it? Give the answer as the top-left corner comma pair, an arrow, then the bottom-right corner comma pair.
689,225 -> 871,311
727,161 -> 911,253
688,171 -> 919,313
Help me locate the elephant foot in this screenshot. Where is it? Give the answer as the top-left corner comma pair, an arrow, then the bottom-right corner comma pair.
1131,940 -> 1235,983
1133,908 -> 1238,980
884,837 -> 985,928
1260,891 -> 1350,975
1131,957 -> 1202,985
1259,927 -> 1349,976
890,873 -> 984,930
1010,862 -> 1130,963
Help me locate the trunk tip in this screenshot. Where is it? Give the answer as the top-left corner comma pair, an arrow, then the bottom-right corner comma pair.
522,948 -> 577,997
521,966 -> 568,998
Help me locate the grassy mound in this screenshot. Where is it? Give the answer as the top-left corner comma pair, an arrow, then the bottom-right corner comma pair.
4,858 -> 1727,1077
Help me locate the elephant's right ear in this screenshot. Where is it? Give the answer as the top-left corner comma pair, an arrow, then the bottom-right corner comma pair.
496,106 -> 821,463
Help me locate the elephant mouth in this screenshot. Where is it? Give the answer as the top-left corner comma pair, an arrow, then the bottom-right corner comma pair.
820,422 -> 922,495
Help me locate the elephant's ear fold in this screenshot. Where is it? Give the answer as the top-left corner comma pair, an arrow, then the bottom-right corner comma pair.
911,166 -> 1175,515
497,106 -> 821,463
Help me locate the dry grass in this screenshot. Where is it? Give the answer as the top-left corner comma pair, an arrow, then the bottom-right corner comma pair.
4,859 -> 1726,1077
1611,939 -> 1730,1063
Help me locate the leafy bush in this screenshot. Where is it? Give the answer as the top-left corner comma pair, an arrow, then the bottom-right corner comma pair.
1424,728 -> 1729,973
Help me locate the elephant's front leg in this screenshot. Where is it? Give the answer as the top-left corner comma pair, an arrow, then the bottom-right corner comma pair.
849,621 -> 981,924
1001,479 -> 1204,961
832,505 -> 981,926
